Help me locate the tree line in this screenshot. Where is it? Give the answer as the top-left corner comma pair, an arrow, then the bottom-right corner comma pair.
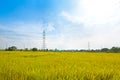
3,46 -> 120,53
5,46 -> 38,51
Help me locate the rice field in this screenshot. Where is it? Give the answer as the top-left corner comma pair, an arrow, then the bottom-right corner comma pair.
0,51 -> 120,80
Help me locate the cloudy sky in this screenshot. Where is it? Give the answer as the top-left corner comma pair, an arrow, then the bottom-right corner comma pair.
0,0 -> 120,49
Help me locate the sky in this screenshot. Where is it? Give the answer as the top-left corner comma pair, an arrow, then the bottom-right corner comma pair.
0,0 -> 120,50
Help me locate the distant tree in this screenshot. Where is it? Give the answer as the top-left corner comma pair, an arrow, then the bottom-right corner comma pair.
101,48 -> 109,52
7,46 -> 17,51
110,47 -> 120,53
25,48 -> 29,51
31,48 -> 38,51
19,49 -> 23,51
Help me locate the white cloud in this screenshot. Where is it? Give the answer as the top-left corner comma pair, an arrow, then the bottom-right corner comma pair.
61,0 -> 120,25
80,0 -> 120,25
61,11 -> 81,23
0,22 -> 44,49
57,0 -> 120,49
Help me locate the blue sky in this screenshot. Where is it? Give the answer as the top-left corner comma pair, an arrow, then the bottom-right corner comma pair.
0,0 -> 120,49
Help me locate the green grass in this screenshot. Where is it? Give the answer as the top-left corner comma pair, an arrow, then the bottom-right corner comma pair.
0,51 -> 120,80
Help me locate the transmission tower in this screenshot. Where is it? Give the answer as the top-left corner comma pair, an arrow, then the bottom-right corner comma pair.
43,30 -> 46,51
88,42 -> 90,51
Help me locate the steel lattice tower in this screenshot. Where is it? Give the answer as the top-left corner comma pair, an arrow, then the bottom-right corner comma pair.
43,30 -> 46,51
88,42 -> 90,51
